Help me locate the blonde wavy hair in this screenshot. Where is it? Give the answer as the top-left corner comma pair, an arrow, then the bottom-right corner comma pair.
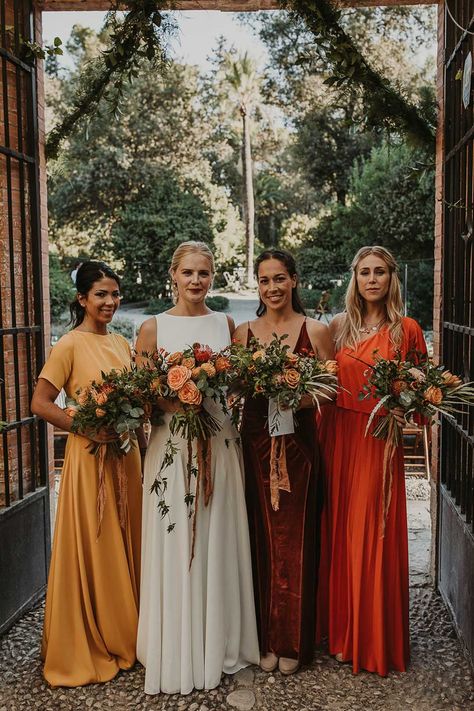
336,246 -> 404,352
169,241 -> 215,304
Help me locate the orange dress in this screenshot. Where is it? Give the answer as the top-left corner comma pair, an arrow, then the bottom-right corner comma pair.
318,317 -> 426,675
39,331 -> 142,687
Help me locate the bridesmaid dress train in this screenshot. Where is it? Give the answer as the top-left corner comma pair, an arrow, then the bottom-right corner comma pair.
39,331 -> 142,687
241,320 -> 322,664
137,312 -> 259,695
318,316 -> 426,675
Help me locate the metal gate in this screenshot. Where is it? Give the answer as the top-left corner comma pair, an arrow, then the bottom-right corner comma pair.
0,0 -> 50,633
439,0 -> 474,660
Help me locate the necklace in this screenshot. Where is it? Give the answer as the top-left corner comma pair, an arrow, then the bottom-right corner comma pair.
359,318 -> 385,334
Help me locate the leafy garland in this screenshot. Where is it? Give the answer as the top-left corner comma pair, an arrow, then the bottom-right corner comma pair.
42,0 -> 434,160
285,0 -> 435,147
45,0 -> 172,159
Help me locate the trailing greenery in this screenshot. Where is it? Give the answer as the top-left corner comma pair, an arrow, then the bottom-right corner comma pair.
284,0 -> 435,148
46,1 -> 172,159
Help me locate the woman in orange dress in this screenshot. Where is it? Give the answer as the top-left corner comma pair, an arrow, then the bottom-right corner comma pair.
233,249 -> 334,676
31,261 -> 142,687
318,246 -> 426,676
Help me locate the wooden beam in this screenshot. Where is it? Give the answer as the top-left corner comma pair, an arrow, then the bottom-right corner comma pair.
39,0 -> 436,12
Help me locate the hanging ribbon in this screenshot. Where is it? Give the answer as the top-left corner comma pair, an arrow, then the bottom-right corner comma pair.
96,443 -> 129,540
188,436 -> 213,569
269,435 -> 291,511
380,417 -> 399,537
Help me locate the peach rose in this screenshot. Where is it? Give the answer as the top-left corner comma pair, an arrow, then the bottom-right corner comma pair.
215,356 -> 231,373
182,356 -> 196,369
77,389 -> 89,405
167,351 -> 183,365
324,360 -> 338,375
284,368 -> 300,388
191,367 -> 202,381
95,407 -> 106,418
252,350 -> 266,361
178,380 -> 203,406
442,371 -> 462,388
94,391 -> 108,405
167,365 -> 192,391
424,385 -> 443,405
200,362 -> 216,378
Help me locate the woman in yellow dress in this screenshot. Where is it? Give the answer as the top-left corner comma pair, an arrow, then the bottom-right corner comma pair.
31,261 -> 142,687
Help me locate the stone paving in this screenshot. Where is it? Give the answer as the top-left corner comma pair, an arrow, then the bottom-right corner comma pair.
1,479 -> 473,711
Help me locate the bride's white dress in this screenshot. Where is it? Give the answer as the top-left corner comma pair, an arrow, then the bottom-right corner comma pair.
137,312 -> 259,695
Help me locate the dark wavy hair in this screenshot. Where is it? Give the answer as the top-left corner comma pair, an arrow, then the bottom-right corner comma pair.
69,261 -> 121,328
254,248 -> 306,317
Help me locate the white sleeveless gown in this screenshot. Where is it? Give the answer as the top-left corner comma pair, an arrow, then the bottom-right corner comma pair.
137,312 -> 259,695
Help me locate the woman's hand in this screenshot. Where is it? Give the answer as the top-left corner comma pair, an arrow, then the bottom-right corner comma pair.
296,393 -> 316,411
156,397 -> 182,414
81,426 -> 119,444
390,406 -> 406,428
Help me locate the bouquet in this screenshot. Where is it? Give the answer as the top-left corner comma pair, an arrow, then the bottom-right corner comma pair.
228,334 -> 338,510
142,343 -> 232,563
66,366 -> 147,536
359,350 -> 474,531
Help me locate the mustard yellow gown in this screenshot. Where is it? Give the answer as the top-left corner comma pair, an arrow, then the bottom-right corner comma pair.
39,330 -> 142,687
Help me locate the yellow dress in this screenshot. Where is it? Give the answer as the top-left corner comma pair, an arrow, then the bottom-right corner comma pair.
39,330 -> 142,687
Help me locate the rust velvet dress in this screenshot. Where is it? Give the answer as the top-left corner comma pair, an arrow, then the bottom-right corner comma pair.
39,331 -> 142,687
241,321 -> 322,664
318,317 -> 426,676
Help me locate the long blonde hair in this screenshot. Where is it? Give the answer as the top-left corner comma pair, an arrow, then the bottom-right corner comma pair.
169,241 -> 215,303
336,246 -> 404,352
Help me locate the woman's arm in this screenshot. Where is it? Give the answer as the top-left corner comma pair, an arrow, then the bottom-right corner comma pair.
31,379 -> 118,442
232,321 -> 248,346
134,317 -> 158,367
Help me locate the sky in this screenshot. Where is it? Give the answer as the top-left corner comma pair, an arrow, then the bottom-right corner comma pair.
42,10 -> 270,72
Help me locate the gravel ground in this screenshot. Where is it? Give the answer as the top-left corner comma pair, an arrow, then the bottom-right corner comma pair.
0,586 -> 472,711
1,468 -> 471,711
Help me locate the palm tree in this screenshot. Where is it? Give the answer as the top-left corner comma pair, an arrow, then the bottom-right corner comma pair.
223,52 -> 261,287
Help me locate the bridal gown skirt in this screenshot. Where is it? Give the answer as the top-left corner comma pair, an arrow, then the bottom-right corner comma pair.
137,407 -> 259,695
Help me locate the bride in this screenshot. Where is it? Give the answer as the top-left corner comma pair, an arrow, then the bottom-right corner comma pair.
136,240 -> 259,695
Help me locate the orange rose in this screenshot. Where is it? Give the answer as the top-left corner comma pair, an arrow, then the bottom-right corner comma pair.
95,407 -> 106,418
324,360 -> 338,375
182,356 -> 196,369
200,362 -> 216,378
252,350 -> 266,361
442,371 -> 462,388
191,367 -> 202,381
284,368 -> 300,388
167,351 -> 184,365
94,391 -> 109,405
215,356 -> 231,373
178,380 -> 203,406
286,352 -> 299,365
167,365 -> 192,391
424,385 -> 443,405
77,389 -> 89,405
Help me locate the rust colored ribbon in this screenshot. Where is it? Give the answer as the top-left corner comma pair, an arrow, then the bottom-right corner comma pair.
269,434 -> 291,511
96,444 -> 129,540
189,436 -> 213,568
380,418 -> 399,537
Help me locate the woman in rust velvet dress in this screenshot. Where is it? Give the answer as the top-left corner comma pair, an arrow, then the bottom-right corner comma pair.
318,246 -> 426,676
233,249 -> 334,676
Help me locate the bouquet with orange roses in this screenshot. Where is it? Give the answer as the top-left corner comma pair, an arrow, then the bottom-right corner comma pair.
142,343 -> 232,559
359,350 -> 474,532
227,333 -> 338,510
66,366 -> 148,536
